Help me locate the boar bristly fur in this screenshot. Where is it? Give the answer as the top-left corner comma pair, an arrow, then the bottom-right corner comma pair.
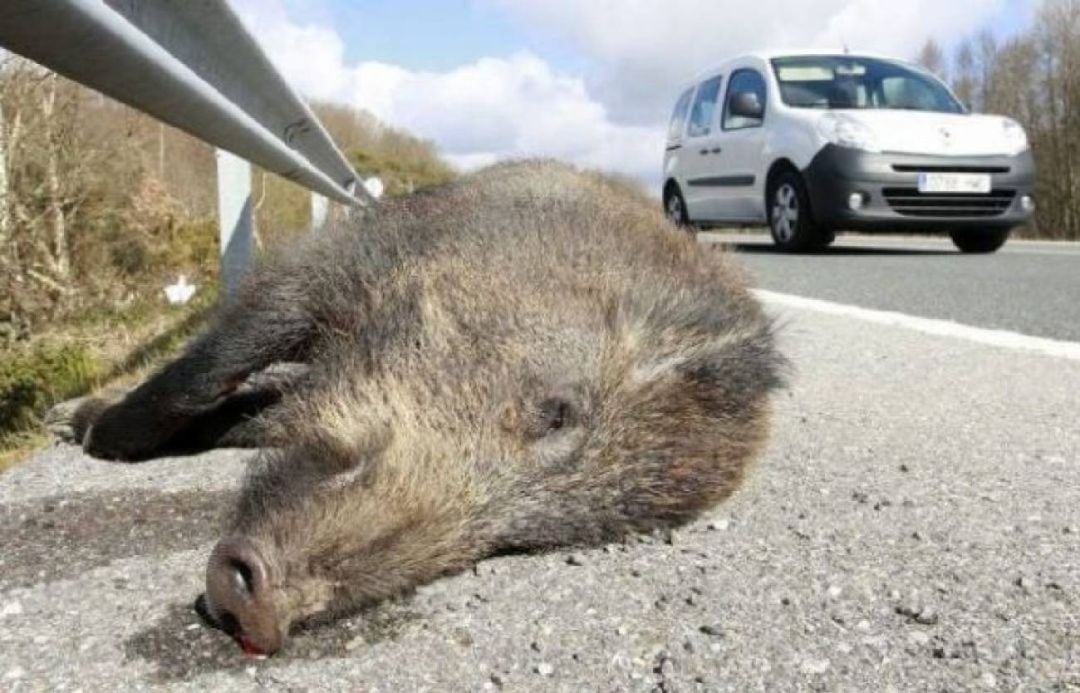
64,161 -> 784,654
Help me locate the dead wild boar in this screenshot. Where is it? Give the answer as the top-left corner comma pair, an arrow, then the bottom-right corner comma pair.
53,160 -> 784,655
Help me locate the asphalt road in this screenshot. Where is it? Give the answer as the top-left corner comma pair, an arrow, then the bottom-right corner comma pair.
2,234 -> 1079,691
703,232 -> 1080,342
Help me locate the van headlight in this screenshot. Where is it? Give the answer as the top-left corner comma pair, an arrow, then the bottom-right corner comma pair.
1002,118 -> 1029,155
817,113 -> 881,153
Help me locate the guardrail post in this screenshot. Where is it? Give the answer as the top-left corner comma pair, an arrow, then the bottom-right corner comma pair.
311,192 -> 328,233
216,148 -> 254,298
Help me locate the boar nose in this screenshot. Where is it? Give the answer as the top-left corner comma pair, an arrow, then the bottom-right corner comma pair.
204,536 -> 283,655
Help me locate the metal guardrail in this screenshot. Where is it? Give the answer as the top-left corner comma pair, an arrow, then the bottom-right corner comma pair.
0,0 -> 373,207
0,0 -> 376,295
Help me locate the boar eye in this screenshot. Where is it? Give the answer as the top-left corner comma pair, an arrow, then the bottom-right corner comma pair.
536,397 -> 575,436
500,386 -> 584,441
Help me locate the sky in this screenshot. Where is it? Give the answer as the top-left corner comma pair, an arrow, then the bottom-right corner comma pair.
230,0 -> 1038,190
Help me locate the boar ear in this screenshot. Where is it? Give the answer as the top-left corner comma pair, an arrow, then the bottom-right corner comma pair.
611,283 -> 785,418
684,329 -> 786,398
632,323 -> 786,409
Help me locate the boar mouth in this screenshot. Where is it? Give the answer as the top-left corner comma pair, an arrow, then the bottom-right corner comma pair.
197,537 -> 286,656
235,634 -> 270,658
194,593 -> 268,657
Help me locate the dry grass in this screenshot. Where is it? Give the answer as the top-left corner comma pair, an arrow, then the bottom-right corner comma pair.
0,289 -> 216,472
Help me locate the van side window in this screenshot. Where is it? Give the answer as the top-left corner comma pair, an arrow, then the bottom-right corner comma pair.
881,76 -> 933,110
667,88 -> 694,141
723,69 -> 768,130
687,76 -> 723,138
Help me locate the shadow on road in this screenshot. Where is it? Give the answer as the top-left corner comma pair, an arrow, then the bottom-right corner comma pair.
125,599 -> 423,681
0,488 -> 232,591
725,243 -> 956,257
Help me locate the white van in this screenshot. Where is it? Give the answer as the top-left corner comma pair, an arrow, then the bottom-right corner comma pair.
662,51 -> 1036,253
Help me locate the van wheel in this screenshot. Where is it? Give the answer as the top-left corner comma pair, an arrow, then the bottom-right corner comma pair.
664,186 -> 690,230
768,171 -> 827,252
950,229 -> 1010,254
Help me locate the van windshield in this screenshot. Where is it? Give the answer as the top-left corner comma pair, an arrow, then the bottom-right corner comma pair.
771,56 -> 964,113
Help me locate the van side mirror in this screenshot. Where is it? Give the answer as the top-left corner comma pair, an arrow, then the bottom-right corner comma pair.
730,91 -> 765,120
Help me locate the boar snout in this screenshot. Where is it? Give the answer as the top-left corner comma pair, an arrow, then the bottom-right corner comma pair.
200,536 -> 283,656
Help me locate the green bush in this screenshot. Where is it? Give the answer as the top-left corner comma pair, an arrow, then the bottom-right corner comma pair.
350,148 -> 456,198
0,343 -> 103,439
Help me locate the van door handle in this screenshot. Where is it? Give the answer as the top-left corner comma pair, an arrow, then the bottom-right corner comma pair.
699,148 -> 709,155
711,147 -> 722,154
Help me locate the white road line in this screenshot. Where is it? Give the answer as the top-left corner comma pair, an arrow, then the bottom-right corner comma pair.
701,234 -> 1080,256
755,289 -> 1080,362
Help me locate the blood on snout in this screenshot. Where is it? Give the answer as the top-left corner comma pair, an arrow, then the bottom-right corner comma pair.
237,635 -> 268,658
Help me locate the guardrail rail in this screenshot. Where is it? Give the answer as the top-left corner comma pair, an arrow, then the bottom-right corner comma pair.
0,0 -> 375,295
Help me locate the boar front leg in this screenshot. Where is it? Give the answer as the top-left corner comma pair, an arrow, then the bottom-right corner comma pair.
162,362 -> 309,452
79,293 -> 315,461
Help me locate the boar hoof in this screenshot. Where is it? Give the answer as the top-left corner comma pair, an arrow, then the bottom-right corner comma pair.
45,395 -> 107,445
82,406 -> 156,462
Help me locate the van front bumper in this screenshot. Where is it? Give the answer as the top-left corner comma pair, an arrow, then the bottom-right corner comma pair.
802,145 -> 1036,232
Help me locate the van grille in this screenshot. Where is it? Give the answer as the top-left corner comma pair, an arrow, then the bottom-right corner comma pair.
891,164 -> 1010,174
883,188 -> 1016,218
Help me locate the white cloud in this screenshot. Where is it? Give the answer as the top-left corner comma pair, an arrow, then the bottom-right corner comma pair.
493,0 -> 1006,124
230,0 -> 351,102
231,0 -> 662,186
349,54 -> 662,179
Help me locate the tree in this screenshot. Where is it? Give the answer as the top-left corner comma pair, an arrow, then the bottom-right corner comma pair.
974,30 -> 999,112
920,0 -> 1080,240
0,85 -> 10,246
916,38 -> 948,81
1030,0 -> 1080,237
953,40 -> 978,109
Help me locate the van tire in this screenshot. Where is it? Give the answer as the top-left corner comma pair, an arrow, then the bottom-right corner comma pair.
767,170 -> 828,252
950,229 -> 1010,254
664,185 -> 691,230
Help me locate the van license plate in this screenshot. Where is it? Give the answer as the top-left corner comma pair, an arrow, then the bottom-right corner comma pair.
917,173 -> 992,194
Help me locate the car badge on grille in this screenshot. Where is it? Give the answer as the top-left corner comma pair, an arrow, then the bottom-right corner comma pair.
939,127 -> 953,149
